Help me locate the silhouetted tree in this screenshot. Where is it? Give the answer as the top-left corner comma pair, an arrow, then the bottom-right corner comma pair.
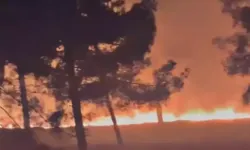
94,74 -> 124,145
42,39 -> 151,145
119,60 -> 190,123
214,0 -> 250,105
2,0 -> 157,150
42,41 -> 88,150
1,0 -> 61,130
65,0 -> 157,148
0,63 -> 52,127
76,54 -> 151,144
213,33 -> 250,76
56,0 -> 156,148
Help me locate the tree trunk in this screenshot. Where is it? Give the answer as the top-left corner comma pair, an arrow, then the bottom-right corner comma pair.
65,46 -> 87,150
18,71 -> 30,129
155,102 -> 163,124
0,60 -> 5,85
69,76 -> 87,150
106,94 -> 123,145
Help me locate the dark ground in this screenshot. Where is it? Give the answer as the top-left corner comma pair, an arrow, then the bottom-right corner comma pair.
1,119 -> 250,150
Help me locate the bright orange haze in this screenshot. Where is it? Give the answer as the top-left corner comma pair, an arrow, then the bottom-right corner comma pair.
1,107 -> 250,129
2,0 -> 250,129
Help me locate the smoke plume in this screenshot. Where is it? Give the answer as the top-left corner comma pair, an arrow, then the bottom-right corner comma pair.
145,0 -> 250,113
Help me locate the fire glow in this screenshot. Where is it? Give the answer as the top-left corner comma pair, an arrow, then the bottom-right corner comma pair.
85,107 -> 250,126
1,107 -> 250,129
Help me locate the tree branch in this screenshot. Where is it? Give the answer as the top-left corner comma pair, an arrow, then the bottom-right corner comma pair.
0,105 -> 21,128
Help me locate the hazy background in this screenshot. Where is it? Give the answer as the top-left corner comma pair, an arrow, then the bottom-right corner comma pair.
2,0 -> 250,120
138,0 -> 250,112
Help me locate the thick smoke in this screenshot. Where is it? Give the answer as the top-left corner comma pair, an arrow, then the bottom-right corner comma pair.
144,0 -> 250,112
213,0 -> 250,107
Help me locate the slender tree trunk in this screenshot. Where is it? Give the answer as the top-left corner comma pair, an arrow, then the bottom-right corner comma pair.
155,102 -> 163,124
18,71 -> 30,129
65,47 -> 87,150
0,60 -> 5,85
98,71 -> 123,145
106,94 -> 123,145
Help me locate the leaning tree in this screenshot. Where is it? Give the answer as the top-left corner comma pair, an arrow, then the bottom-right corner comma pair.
77,55 -> 152,145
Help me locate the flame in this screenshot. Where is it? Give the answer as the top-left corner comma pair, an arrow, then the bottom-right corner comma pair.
85,107 -> 250,126
1,107 -> 250,129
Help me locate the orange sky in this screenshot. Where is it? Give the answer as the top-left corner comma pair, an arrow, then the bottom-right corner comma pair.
144,0 -> 250,112
1,0 -> 250,118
